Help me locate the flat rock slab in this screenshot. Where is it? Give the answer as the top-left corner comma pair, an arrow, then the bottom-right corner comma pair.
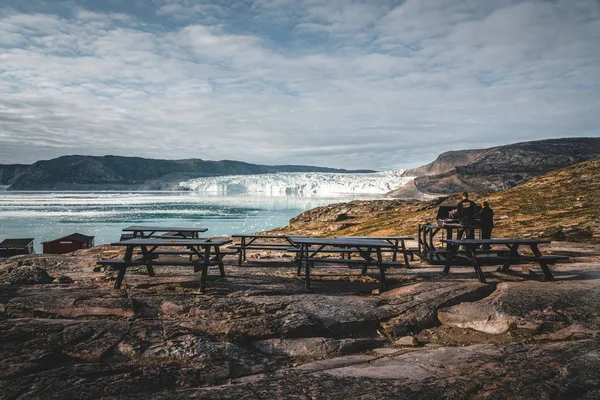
99,340 -> 600,400
439,277 -> 600,336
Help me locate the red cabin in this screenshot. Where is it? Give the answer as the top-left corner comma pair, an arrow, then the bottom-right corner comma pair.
42,233 -> 95,255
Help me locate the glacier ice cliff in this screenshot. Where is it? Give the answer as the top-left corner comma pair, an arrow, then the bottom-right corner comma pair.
179,170 -> 412,197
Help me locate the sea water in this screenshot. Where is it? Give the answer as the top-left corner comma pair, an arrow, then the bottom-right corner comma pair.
0,191 -> 381,253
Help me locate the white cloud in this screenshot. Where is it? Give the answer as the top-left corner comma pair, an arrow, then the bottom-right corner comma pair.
0,0 -> 599,169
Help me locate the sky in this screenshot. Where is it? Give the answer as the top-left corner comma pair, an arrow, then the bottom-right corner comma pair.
0,0 -> 599,170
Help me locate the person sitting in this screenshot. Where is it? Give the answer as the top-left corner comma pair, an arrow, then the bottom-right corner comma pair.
457,192 -> 477,239
479,201 -> 494,250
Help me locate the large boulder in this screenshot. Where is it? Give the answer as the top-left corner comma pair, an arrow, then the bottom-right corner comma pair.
6,266 -> 53,285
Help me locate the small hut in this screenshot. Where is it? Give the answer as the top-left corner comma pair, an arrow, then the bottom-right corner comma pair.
0,238 -> 35,259
42,233 -> 95,255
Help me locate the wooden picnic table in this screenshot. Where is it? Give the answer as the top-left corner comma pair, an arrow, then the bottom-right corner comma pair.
335,236 -> 414,266
122,225 -> 208,239
418,223 -> 480,264
443,238 -> 568,283
231,234 -> 308,266
101,238 -> 231,290
290,237 -> 399,291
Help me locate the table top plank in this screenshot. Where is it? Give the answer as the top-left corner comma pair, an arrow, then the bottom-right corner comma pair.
231,234 -> 308,239
444,238 -> 551,245
290,237 -> 396,248
122,225 -> 209,233
336,236 -> 414,241
111,238 -> 231,246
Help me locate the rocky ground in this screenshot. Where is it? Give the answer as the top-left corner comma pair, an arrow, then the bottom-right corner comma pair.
0,240 -> 599,399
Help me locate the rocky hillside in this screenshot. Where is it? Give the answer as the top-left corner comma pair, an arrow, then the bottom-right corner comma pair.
271,158 -> 600,244
0,164 -> 29,186
392,137 -> 600,197
403,149 -> 486,176
2,155 -> 373,190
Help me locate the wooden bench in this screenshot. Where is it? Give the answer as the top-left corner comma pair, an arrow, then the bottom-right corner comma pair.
300,257 -> 402,271
136,249 -> 238,256
229,244 -> 290,251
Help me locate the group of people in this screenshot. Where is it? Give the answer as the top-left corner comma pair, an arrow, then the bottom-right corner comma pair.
456,192 -> 494,249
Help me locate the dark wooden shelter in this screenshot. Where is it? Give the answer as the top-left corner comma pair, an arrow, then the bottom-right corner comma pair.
42,233 -> 95,255
0,238 -> 35,259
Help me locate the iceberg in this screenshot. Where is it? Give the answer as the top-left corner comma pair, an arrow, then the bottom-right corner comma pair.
179,170 -> 413,197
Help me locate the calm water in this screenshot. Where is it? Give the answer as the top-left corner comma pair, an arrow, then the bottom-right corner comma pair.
0,191 -> 378,252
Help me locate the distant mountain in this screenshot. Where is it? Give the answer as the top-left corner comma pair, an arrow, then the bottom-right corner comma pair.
390,137 -> 600,198
0,155 -> 374,190
0,164 -> 29,187
402,149 -> 487,177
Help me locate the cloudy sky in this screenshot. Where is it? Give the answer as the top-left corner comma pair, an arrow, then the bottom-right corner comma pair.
1,0 -> 599,170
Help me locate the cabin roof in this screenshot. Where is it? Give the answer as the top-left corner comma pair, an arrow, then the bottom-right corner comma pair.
42,233 -> 95,244
0,238 -> 35,249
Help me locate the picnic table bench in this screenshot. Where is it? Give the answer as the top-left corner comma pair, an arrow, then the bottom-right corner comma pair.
122,225 -> 208,239
98,238 -> 231,290
443,238 -> 569,283
230,234 -> 308,266
290,237 -> 400,291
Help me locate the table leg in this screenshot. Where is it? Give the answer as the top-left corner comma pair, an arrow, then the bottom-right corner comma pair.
420,226 -> 431,260
377,248 -> 386,291
236,237 -> 244,267
446,227 -> 453,249
443,244 -> 458,274
531,244 -> 555,281
114,266 -> 127,289
432,228 -> 441,260
391,239 -> 397,262
358,246 -> 374,275
296,245 -> 303,275
200,245 -> 210,292
426,228 -> 434,261
140,246 -> 155,277
501,244 -> 519,272
115,245 -> 134,289
401,239 -> 410,268
467,246 -> 486,283
214,245 -> 225,277
305,259 -> 311,290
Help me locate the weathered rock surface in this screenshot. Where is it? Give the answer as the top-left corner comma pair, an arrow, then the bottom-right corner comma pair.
0,242 -> 599,398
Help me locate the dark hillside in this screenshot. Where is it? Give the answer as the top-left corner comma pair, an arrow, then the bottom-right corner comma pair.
392,137 -> 600,196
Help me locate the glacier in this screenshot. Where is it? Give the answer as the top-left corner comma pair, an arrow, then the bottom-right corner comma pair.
179,170 -> 413,197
